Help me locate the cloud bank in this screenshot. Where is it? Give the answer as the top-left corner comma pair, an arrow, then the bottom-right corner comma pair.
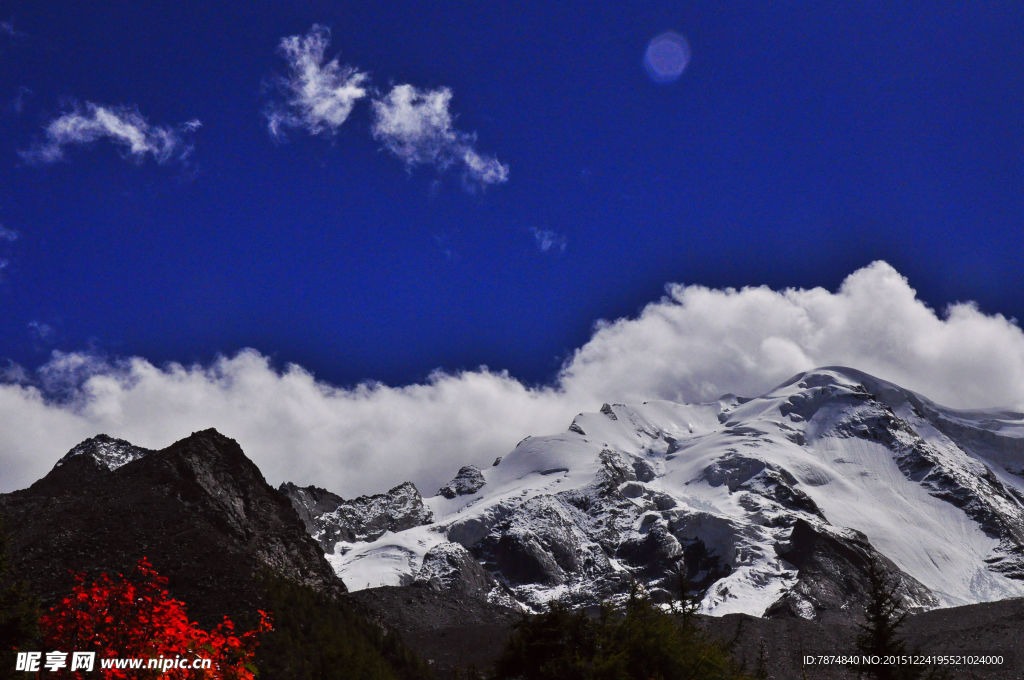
21,102 -> 201,165
2,261 -> 1023,498
0,354 -> 571,499
265,24 -> 369,139
561,261 -> 1024,408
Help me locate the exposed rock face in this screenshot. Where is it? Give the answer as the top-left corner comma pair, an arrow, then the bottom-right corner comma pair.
464,450 -> 735,609
765,519 -> 937,624
0,429 -> 343,625
280,480 -> 433,552
416,541 -> 493,594
412,540 -> 518,609
479,494 -> 611,588
277,483 -> 345,531
436,465 -> 486,499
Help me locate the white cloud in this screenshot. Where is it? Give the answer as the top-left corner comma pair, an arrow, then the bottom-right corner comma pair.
21,102 -> 200,165
265,24 -> 369,139
263,26 -> 509,187
371,84 -> 509,186
559,261 -> 1024,408
2,262 -> 1024,498
530,227 -> 567,253
0,352 -> 573,498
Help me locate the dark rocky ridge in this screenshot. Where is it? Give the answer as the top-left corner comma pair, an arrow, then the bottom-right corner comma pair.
0,429 -> 343,625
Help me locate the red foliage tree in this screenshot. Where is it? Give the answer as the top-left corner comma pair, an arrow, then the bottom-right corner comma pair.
38,558 -> 271,679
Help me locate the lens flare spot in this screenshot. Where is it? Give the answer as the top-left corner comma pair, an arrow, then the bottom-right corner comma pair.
643,31 -> 691,83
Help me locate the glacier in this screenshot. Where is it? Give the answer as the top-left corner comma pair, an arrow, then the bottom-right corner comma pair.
283,367 -> 1024,620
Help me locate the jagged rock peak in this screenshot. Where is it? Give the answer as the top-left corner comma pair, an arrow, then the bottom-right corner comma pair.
171,428 -> 242,451
277,483 -> 345,528
54,434 -> 154,471
280,480 -> 433,551
436,465 -> 486,499
151,429 -> 269,484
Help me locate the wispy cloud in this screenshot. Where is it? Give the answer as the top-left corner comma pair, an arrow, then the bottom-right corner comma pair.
371,84 -> 509,186
0,222 -> 16,279
27,320 -> 54,343
530,227 -> 567,254
432,232 -> 461,261
265,24 -> 369,139
21,102 -> 201,165
264,25 -> 509,188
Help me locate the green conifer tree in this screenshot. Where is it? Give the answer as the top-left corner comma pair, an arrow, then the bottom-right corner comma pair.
854,559 -> 940,680
494,584 -> 751,680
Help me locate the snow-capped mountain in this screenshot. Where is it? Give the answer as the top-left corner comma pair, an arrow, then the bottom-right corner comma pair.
53,433 -> 154,470
282,367 -> 1024,622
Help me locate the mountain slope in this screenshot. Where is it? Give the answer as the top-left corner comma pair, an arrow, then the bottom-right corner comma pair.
0,428 -> 343,625
284,367 -> 1024,621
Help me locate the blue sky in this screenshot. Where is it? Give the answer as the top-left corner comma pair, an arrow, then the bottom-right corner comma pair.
1,2 -> 1023,393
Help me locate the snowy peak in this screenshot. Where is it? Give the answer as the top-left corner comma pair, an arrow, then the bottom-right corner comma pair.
54,434 -> 154,471
297,366 -> 1024,621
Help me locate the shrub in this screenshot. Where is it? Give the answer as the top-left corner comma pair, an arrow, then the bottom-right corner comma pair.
39,558 -> 271,679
